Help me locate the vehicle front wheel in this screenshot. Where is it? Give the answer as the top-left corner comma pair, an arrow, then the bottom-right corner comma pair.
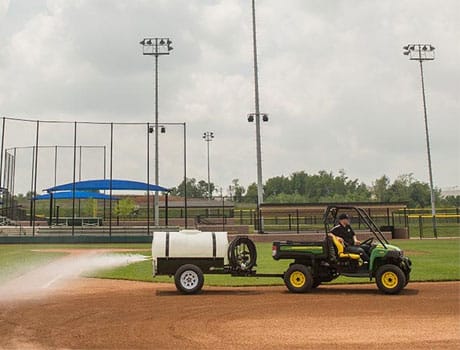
375,264 -> 406,294
284,264 -> 313,293
174,264 -> 204,294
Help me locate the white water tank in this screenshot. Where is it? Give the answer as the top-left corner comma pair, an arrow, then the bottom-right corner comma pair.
152,230 -> 229,276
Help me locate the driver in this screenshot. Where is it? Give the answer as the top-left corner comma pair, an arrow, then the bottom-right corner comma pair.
329,213 -> 369,261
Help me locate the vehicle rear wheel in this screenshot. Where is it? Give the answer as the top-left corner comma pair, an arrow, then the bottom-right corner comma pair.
375,264 -> 406,295
404,272 -> 410,286
284,264 -> 313,293
174,264 -> 204,294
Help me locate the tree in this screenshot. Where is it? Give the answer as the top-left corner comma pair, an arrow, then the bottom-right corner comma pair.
376,174 -> 440,208
171,178 -> 215,198
372,175 -> 390,201
197,180 -> 215,198
228,179 -> 245,202
244,183 -> 258,203
114,198 -> 136,218
441,195 -> 460,207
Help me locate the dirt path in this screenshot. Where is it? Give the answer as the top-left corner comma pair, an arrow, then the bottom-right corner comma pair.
0,279 -> 459,349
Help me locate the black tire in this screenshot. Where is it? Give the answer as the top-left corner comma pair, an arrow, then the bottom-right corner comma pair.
375,264 -> 406,295
312,279 -> 322,288
174,264 -> 204,294
228,236 -> 257,271
283,264 -> 313,293
404,272 -> 410,287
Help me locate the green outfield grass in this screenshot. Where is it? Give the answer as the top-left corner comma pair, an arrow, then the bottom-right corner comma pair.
92,239 -> 460,286
1,240 -> 458,287
0,245 -> 65,283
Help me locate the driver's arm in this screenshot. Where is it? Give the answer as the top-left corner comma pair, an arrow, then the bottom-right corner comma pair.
353,232 -> 361,245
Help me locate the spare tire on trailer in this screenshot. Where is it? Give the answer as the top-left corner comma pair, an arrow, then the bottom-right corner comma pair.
174,264 -> 204,294
228,236 -> 257,271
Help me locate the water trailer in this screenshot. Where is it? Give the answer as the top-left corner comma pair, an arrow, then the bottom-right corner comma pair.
151,229 -> 276,293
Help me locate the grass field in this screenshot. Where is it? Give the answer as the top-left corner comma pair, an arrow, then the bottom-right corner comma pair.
1,240 -> 459,287
0,246 -> 65,283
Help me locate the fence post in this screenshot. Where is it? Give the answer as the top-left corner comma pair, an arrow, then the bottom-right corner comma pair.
296,209 -> 300,233
240,209 -> 243,225
457,207 -> 459,224
404,208 -> 409,236
288,214 -> 292,231
56,205 -> 60,226
418,215 -> 423,239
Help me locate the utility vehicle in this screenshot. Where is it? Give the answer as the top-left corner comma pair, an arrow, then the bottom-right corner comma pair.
152,205 -> 411,295
272,205 -> 412,294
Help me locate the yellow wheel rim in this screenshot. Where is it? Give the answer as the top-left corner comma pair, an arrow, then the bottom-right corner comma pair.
381,271 -> 398,289
290,271 -> 306,288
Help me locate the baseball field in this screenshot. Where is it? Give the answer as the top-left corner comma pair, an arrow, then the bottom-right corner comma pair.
0,239 -> 459,349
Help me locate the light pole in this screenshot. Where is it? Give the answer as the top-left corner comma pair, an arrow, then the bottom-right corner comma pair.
202,131 -> 214,199
403,43 -> 437,237
140,37 -> 173,226
147,122 -> 188,228
147,124 -> 166,231
249,0 -> 268,233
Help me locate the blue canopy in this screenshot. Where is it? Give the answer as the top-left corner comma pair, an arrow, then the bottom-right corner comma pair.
34,191 -> 116,201
46,179 -> 169,193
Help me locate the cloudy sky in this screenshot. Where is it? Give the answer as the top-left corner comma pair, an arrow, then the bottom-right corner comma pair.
0,0 -> 459,195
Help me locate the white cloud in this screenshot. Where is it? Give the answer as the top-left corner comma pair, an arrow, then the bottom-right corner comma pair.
0,0 -> 458,195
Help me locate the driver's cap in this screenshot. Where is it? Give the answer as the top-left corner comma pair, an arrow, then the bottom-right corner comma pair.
338,213 -> 350,220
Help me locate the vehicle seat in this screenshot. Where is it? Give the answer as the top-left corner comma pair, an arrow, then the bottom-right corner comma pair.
330,235 -> 361,260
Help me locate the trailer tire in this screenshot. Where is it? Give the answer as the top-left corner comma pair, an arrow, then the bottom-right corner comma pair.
375,264 -> 406,294
284,264 -> 313,293
174,264 -> 204,294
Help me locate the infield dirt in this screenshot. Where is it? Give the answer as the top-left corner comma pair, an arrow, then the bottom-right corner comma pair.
0,278 -> 459,349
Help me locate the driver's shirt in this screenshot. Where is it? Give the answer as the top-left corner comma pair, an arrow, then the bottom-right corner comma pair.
330,224 -> 355,246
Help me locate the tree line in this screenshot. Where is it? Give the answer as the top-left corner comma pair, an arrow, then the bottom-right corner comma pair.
171,170 -> 459,208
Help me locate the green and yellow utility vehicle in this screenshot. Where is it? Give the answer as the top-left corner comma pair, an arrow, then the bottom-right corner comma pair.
272,205 -> 412,294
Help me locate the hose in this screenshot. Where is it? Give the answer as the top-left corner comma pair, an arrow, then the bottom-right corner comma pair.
228,236 -> 257,271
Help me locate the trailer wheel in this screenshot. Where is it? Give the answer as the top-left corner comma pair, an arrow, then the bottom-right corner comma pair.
284,264 -> 313,293
174,264 -> 204,294
375,264 -> 406,294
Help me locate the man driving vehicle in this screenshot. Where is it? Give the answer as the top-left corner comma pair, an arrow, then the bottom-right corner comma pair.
329,213 -> 369,261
